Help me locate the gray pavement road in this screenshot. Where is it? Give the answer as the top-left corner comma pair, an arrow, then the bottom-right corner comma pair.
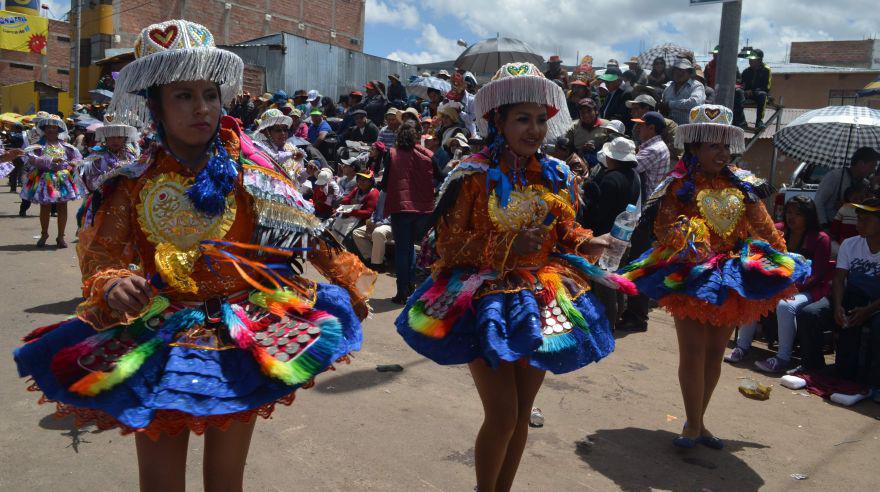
0,191 -> 878,491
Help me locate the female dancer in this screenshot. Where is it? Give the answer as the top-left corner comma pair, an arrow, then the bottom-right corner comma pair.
397,63 -> 632,491
251,107 -> 304,180
21,115 -> 82,248
15,20 -> 372,491
622,104 -> 810,448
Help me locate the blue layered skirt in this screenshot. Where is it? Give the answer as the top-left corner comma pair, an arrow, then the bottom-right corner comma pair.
396,267 -> 614,374
14,283 -> 361,437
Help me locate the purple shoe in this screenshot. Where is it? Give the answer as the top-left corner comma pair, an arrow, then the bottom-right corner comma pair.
755,357 -> 789,374
724,347 -> 747,363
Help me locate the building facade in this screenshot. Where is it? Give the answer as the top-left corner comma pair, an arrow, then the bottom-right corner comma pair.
0,19 -> 70,90
73,0 -> 366,101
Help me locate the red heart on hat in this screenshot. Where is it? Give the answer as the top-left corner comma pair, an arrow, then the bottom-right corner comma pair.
149,25 -> 179,49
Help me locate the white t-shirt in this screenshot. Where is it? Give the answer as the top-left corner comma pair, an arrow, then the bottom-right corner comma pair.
837,236 -> 880,299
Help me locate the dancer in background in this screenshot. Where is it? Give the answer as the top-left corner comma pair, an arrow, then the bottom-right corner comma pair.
621,105 -> 810,449
20,115 -> 82,248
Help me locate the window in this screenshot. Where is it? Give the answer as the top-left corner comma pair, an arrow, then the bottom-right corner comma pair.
828,89 -> 863,106
57,68 -> 69,75
9,63 -> 33,70
56,36 -> 71,43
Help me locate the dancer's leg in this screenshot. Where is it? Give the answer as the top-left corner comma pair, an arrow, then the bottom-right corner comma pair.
674,317 -> 708,437
495,363 -> 545,492
135,430 -> 190,492
203,416 -> 257,492
469,359 -> 519,492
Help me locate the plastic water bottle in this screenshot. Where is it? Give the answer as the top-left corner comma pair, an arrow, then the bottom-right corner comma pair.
598,204 -> 640,271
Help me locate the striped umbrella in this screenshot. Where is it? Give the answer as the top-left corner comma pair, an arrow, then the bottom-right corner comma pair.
637,43 -> 694,71
773,105 -> 880,168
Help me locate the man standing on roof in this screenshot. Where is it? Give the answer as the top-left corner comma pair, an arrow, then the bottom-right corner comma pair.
733,48 -> 772,129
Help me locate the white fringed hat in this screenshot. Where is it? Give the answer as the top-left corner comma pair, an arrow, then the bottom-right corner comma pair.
35,114 -> 68,134
474,62 -> 572,141
675,104 -> 745,154
256,108 -> 293,133
95,113 -> 140,142
108,19 -> 243,127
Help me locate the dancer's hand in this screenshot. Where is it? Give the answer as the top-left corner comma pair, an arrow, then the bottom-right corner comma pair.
106,276 -> 153,315
512,228 -> 544,255
580,233 -> 611,257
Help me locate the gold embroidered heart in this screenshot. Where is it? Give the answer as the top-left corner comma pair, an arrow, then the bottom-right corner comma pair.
696,188 -> 745,238
488,185 -> 550,232
704,107 -> 721,120
138,173 -> 236,250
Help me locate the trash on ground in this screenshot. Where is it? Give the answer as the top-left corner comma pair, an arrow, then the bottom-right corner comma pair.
790,473 -> 808,480
738,378 -> 772,400
529,407 -> 544,428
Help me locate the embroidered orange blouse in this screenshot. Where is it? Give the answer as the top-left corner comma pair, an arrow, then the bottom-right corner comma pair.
76,128 -> 373,330
652,169 -> 793,326
433,156 -> 594,293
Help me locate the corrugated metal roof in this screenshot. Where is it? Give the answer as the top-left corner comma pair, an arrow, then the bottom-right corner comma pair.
742,108 -> 811,139
693,55 -> 880,74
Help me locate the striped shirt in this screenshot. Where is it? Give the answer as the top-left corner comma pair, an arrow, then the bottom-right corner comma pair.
378,126 -> 397,148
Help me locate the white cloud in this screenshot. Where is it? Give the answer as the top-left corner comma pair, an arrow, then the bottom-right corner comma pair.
387,24 -> 462,64
365,0 -> 421,30
382,0 -> 880,67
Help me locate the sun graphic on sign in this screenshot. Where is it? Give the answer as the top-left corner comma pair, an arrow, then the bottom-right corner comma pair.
28,33 -> 46,54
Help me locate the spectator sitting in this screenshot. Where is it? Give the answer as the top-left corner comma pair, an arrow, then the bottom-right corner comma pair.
425,88 -> 443,117
337,155 -> 363,196
352,191 -> 393,272
659,58 -> 706,125
368,141 -> 391,178
289,108 -> 309,140
600,119 -> 627,140
307,109 -> 332,146
387,73 -> 408,105
815,146 -> 879,230
565,98 -> 609,169
795,197 -> 880,386
646,56 -> 671,88
330,168 -> 379,243
726,196 -> 833,373
831,184 -> 868,255
311,167 -> 342,220
733,48 -> 772,129
549,136 -> 588,179
363,80 -> 390,126
345,109 -> 379,144
400,107 -> 421,127
381,124 -> 435,304
338,91 -> 364,135
436,132 -> 471,182
378,108 -> 401,149
624,56 -> 648,86
694,64 -> 714,104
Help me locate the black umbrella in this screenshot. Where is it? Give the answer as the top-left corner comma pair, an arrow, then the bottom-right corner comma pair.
455,36 -> 544,76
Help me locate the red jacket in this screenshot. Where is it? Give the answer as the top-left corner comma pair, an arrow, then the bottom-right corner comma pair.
341,187 -> 379,219
383,145 -> 435,216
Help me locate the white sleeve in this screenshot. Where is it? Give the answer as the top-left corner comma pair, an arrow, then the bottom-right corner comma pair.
836,237 -> 855,270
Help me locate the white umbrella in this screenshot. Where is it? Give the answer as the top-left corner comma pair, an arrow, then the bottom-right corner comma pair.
406,76 -> 452,100
773,105 -> 880,168
637,43 -> 694,71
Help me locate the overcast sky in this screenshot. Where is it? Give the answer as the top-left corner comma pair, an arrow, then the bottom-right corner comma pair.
365,0 -> 880,66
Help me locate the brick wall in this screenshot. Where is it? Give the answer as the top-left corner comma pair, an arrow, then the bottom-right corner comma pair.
789,40 -> 874,68
0,19 -> 71,89
117,0 -> 364,51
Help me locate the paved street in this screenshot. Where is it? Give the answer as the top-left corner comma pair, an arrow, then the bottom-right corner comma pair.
0,190 -> 878,491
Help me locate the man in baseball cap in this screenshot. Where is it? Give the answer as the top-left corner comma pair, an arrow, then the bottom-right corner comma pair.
734,48 -> 772,129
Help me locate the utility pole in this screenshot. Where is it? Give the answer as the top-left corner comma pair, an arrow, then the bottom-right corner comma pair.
72,0 -> 82,105
715,0 -> 742,110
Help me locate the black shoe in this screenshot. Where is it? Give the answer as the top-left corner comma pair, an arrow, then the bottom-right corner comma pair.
755,120 -> 766,130
391,294 -> 408,305
369,263 -> 386,274
617,319 -> 648,332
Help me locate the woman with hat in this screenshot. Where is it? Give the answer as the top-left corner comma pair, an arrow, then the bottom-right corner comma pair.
396,63 -> 631,491
252,107 -> 304,179
13,20 -> 371,490
621,104 -> 810,449
367,140 -> 391,177
21,115 -> 82,248
79,115 -> 140,193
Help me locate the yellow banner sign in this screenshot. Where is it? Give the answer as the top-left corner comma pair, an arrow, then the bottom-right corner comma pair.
0,9 -> 48,55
